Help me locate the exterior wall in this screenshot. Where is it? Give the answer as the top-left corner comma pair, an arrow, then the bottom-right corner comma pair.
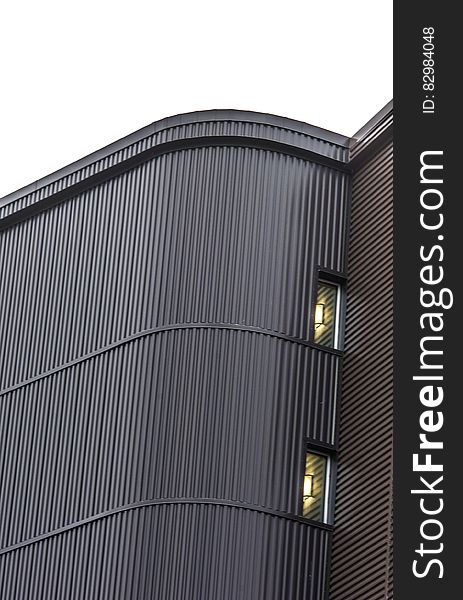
0,112 -> 349,599
330,113 -> 393,599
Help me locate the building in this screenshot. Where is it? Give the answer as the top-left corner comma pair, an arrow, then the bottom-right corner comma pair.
0,104 -> 392,599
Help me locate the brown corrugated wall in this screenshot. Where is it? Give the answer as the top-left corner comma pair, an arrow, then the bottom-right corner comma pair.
330,114 -> 393,599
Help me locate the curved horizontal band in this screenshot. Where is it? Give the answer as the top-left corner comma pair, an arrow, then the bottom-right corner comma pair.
0,496 -> 332,557
0,135 -> 349,231
0,322 -> 342,397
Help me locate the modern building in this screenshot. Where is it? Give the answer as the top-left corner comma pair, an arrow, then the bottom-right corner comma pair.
0,104 -> 392,599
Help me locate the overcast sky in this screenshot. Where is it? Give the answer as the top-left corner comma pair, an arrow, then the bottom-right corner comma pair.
0,1 -> 392,198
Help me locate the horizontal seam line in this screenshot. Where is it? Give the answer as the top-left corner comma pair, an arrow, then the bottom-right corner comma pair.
0,135 -> 350,229
0,497 -> 332,556
0,322 -> 342,397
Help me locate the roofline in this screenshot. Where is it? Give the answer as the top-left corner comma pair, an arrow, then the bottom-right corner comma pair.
350,100 -> 393,144
0,103 -> 393,227
0,109 -> 350,207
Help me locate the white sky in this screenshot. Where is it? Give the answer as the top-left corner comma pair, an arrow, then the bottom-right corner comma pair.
0,0 -> 392,199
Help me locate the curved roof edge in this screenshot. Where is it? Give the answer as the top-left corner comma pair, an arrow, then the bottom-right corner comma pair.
0,103 -> 393,225
0,109 -> 350,209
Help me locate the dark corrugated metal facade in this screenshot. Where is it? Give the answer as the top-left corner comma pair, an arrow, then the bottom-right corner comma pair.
0,111 -> 349,599
0,106 -> 393,599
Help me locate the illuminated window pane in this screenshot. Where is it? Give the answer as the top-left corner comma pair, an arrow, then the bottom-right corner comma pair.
313,281 -> 339,348
303,451 -> 327,521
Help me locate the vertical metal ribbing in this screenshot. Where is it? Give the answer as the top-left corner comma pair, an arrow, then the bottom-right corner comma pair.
0,148 -> 348,391
0,331 -> 341,550
0,506 -> 331,600
0,111 -> 350,599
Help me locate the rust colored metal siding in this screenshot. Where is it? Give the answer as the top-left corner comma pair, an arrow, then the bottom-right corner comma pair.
330,114 -> 393,599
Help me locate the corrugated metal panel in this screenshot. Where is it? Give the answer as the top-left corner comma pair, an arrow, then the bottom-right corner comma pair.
0,146 -> 348,391
0,504 -> 330,600
330,133 -> 393,598
0,329 -> 339,550
0,113 -> 349,599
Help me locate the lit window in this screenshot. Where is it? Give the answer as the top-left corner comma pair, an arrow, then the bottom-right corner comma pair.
303,450 -> 331,522
313,280 -> 341,348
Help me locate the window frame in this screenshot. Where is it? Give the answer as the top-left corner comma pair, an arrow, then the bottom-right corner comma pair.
299,441 -> 336,525
311,269 -> 346,350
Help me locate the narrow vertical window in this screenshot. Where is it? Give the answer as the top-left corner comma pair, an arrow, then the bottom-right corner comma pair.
303,450 -> 330,522
313,280 -> 341,348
